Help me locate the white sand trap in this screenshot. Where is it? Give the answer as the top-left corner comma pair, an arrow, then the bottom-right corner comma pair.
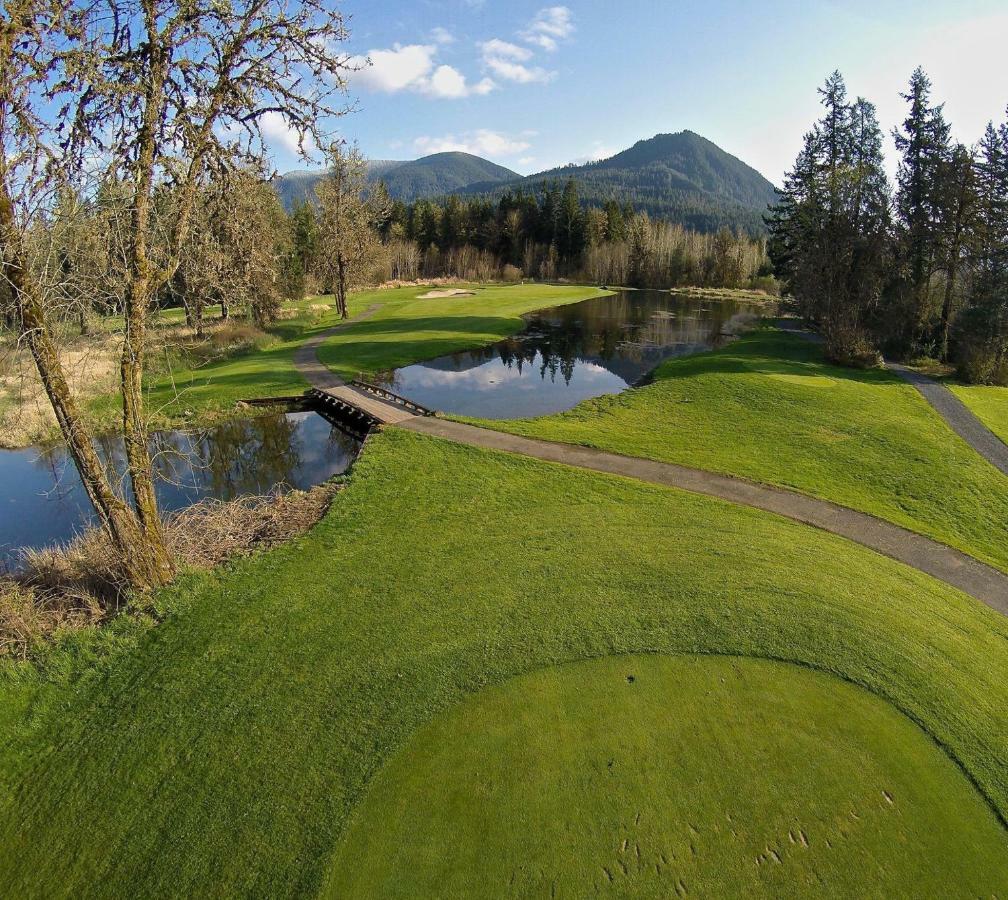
417,289 -> 476,299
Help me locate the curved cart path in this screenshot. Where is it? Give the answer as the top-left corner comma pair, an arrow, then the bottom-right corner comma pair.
399,416 -> 1008,616
887,364 -> 1008,476
294,310 -> 1008,614
292,303 -> 382,390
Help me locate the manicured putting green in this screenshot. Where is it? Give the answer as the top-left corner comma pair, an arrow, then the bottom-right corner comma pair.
327,655 -> 1008,898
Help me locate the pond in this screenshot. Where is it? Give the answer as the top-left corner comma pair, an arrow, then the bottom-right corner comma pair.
377,289 -> 760,418
0,410 -> 361,568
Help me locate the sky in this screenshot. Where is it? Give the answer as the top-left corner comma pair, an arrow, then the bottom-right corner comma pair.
268,0 -> 1008,185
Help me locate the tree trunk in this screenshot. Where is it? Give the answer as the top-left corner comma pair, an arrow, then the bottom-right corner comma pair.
336,255 -> 348,318
938,263 -> 958,362
120,276 -> 175,586
0,188 -> 171,589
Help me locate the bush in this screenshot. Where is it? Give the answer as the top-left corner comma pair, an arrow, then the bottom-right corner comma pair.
747,274 -> 780,296
957,342 -> 1008,385
501,264 -> 522,283
823,323 -> 884,369
176,321 -> 273,367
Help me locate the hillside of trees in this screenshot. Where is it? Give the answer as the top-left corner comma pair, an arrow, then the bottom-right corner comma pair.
768,69 -> 1008,384
284,175 -> 772,295
274,152 -> 519,208
276,132 -> 778,236
459,132 -> 778,235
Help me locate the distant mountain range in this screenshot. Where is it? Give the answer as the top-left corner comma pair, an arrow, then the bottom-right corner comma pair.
273,152 -> 519,209
273,131 -> 777,235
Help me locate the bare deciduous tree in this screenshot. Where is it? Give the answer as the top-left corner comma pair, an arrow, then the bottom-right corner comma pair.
315,142 -> 390,318
1,0 -> 356,589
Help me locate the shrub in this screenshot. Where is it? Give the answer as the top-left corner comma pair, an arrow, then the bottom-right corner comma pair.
501,264 -> 522,283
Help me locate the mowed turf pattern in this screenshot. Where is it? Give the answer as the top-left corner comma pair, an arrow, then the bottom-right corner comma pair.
328,655 -> 1008,898
1,431 -> 1007,896
313,283 -> 612,380
464,328 -> 1008,572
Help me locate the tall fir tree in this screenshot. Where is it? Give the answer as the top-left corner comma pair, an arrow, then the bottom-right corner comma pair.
767,72 -> 891,364
891,67 -> 952,353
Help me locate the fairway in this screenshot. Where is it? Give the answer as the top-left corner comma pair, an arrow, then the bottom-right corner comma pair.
328,655 -> 1008,898
466,327 -> 1008,572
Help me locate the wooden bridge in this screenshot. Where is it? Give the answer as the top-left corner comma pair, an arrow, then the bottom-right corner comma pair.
306,381 -> 434,430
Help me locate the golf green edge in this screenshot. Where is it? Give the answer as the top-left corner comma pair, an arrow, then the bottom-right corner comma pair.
324,654 -> 1008,898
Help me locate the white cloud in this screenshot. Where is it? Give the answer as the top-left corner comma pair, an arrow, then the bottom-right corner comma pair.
352,43 -> 495,99
430,26 -> 454,45
258,111 -> 313,156
353,44 -> 436,93
484,57 -> 553,84
414,129 -> 532,158
424,65 -> 496,99
479,39 -> 532,62
521,6 -> 574,52
571,141 -> 618,164
480,38 -> 554,84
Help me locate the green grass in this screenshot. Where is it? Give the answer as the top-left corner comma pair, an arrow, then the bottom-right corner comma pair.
314,283 -> 612,380
462,327 -> 1008,572
951,383 -> 1008,444
2,429 -> 1007,896
329,655 -> 1008,898
85,284 -> 608,433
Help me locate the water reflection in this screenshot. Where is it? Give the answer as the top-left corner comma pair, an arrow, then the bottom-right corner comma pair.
0,410 -> 361,567
380,289 -> 757,418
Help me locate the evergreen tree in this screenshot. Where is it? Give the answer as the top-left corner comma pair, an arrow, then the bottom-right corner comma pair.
955,118 -> 1008,381
891,68 -> 952,353
556,179 -> 586,261
767,72 -> 891,364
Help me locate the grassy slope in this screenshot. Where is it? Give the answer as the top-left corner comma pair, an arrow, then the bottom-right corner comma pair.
1,430 -> 1007,896
329,655 -> 1008,898
463,328 -> 1008,572
951,383 -> 1008,444
86,284 -> 608,433
314,283 -> 612,380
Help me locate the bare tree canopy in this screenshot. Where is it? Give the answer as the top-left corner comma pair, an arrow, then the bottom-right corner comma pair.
0,0 -> 357,589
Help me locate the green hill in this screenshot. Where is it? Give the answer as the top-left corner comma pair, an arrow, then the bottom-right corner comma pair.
274,152 -> 519,209
463,131 -> 778,234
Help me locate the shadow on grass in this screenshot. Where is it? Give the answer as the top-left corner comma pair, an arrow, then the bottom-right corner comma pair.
650,329 -> 907,389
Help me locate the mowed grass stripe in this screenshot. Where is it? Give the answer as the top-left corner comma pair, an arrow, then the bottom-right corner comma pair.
1,430 -> 1007,896
463,328 -> 1008,573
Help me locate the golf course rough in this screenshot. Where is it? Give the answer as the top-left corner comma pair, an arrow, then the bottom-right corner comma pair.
325,655 -> 1008,898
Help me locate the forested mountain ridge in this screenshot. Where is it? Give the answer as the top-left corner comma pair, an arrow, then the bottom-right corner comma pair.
460,131 -> 778,235
275,132 -> 776,235
274,152 -> 519,208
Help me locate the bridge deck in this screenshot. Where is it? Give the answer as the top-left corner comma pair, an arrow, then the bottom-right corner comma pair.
310,385 -> 420,425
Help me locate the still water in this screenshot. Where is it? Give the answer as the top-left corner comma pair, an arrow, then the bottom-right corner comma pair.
0,411 -> 361,567
379,289 -> 758,418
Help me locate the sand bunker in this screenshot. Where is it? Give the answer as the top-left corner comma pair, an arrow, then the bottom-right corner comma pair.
417,289 -> 476,299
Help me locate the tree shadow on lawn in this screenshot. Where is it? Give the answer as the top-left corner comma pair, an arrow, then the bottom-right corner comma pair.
651,329 -> 908,389
315,313 -> 539,373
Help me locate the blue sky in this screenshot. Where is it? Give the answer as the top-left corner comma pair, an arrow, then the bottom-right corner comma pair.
268,0 -> 1008,184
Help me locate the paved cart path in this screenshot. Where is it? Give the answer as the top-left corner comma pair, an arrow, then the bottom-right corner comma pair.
887,363 -> 1008,476
294,309 -> 1008,615
399,416 -> 1008,616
